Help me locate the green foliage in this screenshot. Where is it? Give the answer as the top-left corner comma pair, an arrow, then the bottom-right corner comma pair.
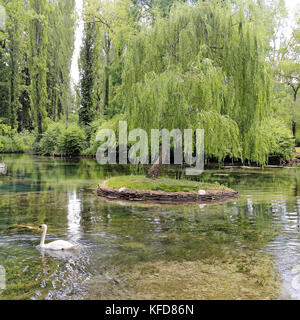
120,2 -> 277,164
196,111 -> 242,162
0,120 -> 15,136
85,114 -> 126,155
46,0 -> 75,122
28,0 -> 50,139
105,175 -> 229,193
83,116 -> 105,145
13,131 -> 35,152
0,0 -> 297,163
0,120 -> 15,150
244,118 -> 294,165
57,124 -> 86,156
39,122 -> 65,155
4,0 -> 28,129
0,130 -> 35,153
79,22 -> 97,125
0,0 -> 76,134
0,136 -> 14,152
274,9 -> 300,104
38,120 -> 87,156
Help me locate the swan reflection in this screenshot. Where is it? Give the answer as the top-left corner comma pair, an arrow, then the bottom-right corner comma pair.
40,247 -> 79,260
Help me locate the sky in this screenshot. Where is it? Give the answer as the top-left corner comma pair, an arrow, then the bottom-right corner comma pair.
70,0 -> 83,90
70,0 -> 300,87
285,0 -> 300,17
285,0 -> 300,34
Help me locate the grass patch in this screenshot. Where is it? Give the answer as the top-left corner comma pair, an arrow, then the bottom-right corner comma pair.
105,175 -> 231,193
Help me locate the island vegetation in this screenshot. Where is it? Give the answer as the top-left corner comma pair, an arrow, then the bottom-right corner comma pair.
96,175 -> 238,203
104,176 -> 228,193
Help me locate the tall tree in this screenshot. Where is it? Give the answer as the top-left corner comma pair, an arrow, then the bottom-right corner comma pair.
275,12 -> 300,138
29,0 -> 49,140
81,0 -> 137,119
120,1 -> 286,168
0,0 -> 30,130
6,1 -> 25,129
0,2 -> 9,125
79,21 -> 96,126
47,0 -> 75,125
0,0 -> 76,134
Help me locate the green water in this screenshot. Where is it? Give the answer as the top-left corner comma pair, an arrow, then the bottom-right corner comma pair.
0,154 -> 300,299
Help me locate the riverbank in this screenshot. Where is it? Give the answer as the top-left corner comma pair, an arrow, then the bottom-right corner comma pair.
2,150 -> 300,168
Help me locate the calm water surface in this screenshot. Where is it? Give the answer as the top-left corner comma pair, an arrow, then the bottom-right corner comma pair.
1,154 -> 300,299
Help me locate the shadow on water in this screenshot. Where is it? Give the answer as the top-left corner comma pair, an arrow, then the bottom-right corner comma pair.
0,154 -> 300,299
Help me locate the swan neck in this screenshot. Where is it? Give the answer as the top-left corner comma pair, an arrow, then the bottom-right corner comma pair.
40,227 -> 47,247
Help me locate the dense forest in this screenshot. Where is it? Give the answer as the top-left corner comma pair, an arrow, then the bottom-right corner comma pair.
0,0 -> 299,165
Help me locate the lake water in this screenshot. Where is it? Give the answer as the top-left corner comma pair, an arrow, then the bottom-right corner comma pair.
0,154 -> 300,300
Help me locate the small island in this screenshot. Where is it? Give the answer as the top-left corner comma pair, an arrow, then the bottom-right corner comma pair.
97,176 -> 238,204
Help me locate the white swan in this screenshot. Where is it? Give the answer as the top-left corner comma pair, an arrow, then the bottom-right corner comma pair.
38,224 -> 76,250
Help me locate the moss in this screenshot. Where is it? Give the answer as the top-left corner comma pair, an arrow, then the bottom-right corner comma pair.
105,175 -> 232,193
86,252 -> 281,300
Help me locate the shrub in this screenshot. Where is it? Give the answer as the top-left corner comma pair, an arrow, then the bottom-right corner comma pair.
40,122 -> 65,155
13,131 -> 35,152
57,124 -> 86,156
0,121 -> 14,151
0,136 -> 14,152
0,123 -> 35,153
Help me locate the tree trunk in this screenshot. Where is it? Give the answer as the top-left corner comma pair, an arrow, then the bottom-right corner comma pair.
293,120 -> 296,139
65,65 -> 69,129
146,149 -> 163,179
292,86 -> 299,140
104,72 -> 109,110
104,35 -> 111,111
18,95 -> 25,132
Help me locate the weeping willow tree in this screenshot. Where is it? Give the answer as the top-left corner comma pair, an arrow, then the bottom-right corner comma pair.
47,0 -> 75,125
119,1 -> 293,167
